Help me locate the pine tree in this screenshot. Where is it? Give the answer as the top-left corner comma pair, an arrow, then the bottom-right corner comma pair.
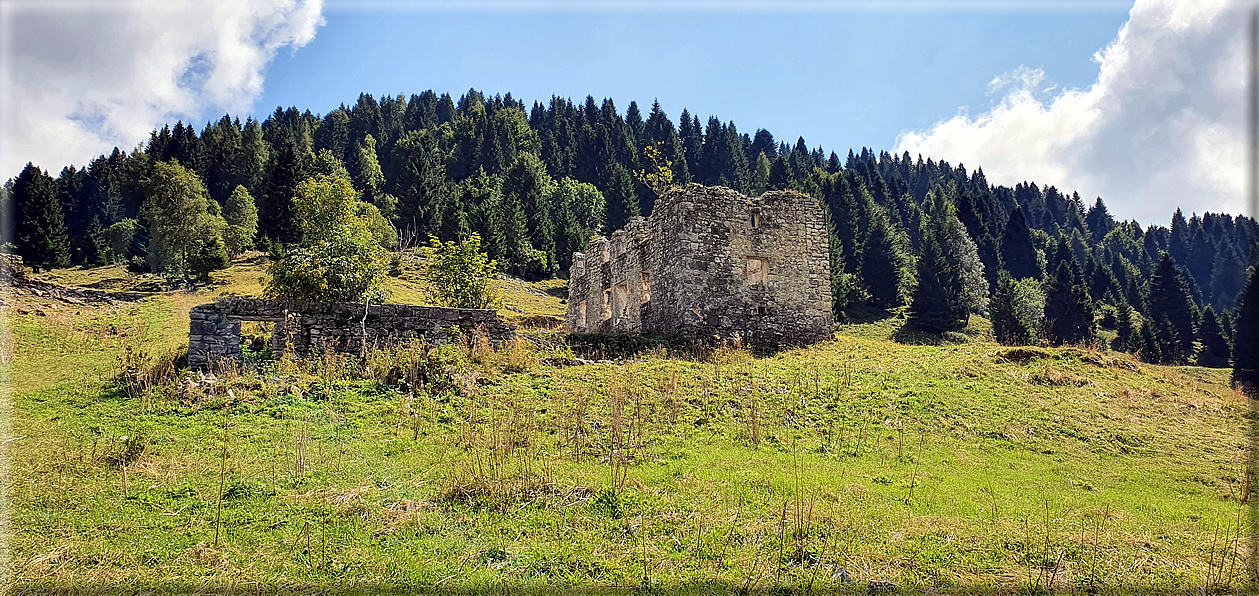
12,163 -> 70,271
1233,266 -> 1259,387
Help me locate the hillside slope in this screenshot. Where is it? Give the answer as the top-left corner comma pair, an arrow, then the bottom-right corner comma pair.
3,261 -> 1249,593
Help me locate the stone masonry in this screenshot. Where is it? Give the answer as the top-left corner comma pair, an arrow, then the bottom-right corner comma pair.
188,296 -> 515,369
565,184 -> 833,346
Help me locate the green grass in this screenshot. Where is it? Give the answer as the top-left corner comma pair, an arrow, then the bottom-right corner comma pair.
3,263 -> 1252,593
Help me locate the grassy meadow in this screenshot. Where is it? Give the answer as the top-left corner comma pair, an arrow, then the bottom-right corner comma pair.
2,257 -> 1252,594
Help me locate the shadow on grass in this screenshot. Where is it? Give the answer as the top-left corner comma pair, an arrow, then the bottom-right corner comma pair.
838,304 -> 897,324
891,322 -> 947,346
564,332 -> 793,361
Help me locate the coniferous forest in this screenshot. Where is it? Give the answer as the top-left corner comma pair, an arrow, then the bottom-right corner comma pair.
4,89 -> 1257,368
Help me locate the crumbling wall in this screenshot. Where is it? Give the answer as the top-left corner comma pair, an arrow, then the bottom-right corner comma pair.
565,184 -> 833,346
189,296 -> 515,369
565,216 -> 654,334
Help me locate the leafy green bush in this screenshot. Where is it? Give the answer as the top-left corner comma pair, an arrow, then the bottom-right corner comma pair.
265,175 -> 390,304
421,233 -> 500,309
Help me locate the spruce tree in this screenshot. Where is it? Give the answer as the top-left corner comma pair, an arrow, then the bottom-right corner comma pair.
1233,266 -> 1259,387
395,130 -> 449,237
603,162 -> 639,232
752,152 -> 771,195
861,206 -> 914,309
643,100 -> 690,188
1138,320 -> 1162,364
1115,297 -> 1135,352
12,163 -> 71,271
928,186 -> 988,316
1145,252 -> 1197,363
502,152 -> 556,276
1000,206 -> 1040,281
678,109 -> 704,178
239,117 -> 270,197
1085,197 -> 1116,243
261,139 -> 304,244
1043,259 -> 1095,346
1209,238 -> 1247,311
909,232 -> 967,333
1196,306 -> 1230,368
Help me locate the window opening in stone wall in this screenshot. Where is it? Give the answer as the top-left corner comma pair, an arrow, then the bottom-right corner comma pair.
239,320 -> 274,364
640,271 -> 651,303
602,289 -> 612,321
614,282 -> 629,320
746,257 -> 768,288
577,300 -> 587,327
751,210 -> 763,229
757,306 -> 767,316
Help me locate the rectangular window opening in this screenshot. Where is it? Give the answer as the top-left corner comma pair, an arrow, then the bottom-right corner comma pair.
640,271 -> 651,304
602,289 -> 612,321
751,210 -> 763,229
746,257 -> 768,288
614,282 -> 629,319
577,300 -> 587,327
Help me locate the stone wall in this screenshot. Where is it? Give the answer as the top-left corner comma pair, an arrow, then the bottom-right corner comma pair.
188,296 -> 515,369
566,184 -> 833,346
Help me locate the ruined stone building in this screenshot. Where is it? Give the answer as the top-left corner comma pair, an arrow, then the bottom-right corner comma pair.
189,297 -> 514,369
565,184 -> 833,346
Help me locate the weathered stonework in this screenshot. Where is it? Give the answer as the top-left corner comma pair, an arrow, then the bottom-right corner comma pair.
566,184 -> 833,346
188,296 -> 515,369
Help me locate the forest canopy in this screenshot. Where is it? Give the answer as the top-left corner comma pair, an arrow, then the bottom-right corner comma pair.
2,88 -> 1256,367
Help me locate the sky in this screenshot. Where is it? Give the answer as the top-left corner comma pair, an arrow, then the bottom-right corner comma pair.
0,0 -> 1250,223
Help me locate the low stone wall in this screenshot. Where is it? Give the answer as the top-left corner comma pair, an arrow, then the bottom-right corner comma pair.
188,296 -> 515,369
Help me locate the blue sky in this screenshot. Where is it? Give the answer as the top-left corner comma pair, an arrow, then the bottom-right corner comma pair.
4,0 -> 1246,219
255,8 -> 1130,156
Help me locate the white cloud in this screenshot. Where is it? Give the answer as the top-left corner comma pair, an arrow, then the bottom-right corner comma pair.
0,0 -> 324,179
894,0 -> 1249,222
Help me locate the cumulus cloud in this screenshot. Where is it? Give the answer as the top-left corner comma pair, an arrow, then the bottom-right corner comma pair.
0,0 -> 324,179
894,0 -> 1248,222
